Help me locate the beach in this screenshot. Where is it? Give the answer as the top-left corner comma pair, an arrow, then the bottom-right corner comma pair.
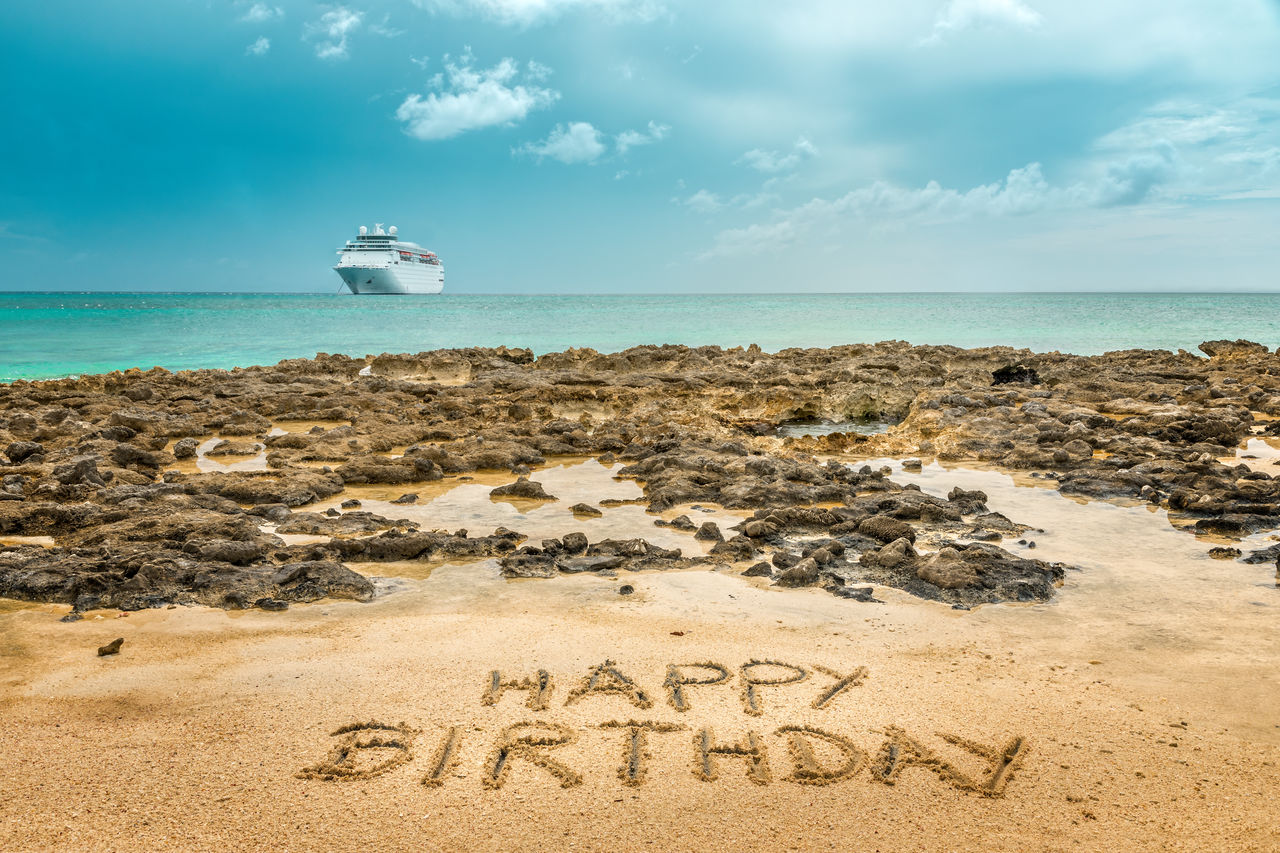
1,341 -> 1279,851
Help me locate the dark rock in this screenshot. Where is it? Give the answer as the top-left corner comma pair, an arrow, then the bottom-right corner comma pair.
570,502 -> 603,517
562,531 -> 589,554
53,456 -> 106,487
830,585 -> 881,603
255,597 -> 289,611
618,584 -> 634,595
5,441 -> 44,464
391,493 -> 418,504
992,364 -> 1040,385
559,555 -> 625,573
489,477 -> 557,501
693,521 -> 724,542
775,557 -> 819,587
97,637 -> 124,656
741,561 -> 773,577
172,438 -> 199,459
857,515 -> 916,544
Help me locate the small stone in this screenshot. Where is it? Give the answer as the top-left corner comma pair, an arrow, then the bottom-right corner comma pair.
489,477 -> 557,501
391,493 -> 418,504
618,584 -> 634,596
693,522 -> 724,542
97,637 -> 124,656
570,503 -> 603,517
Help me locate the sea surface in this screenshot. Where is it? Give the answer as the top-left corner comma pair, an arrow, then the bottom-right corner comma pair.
1,292 -> 1278,381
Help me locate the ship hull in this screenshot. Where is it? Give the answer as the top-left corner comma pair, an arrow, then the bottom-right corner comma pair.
334,263 -> 444,295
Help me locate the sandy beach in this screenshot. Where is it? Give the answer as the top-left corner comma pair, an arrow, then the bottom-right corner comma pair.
1,343 -> 1279,850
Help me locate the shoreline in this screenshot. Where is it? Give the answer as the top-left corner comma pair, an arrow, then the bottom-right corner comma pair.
5,292 -> 1280,383
2,341 -> 1279,849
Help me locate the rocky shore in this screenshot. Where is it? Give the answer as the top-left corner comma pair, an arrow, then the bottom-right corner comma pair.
3,339 -> 1277,615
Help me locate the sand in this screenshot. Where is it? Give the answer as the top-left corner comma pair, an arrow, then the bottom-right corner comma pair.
0,459 -> 1277,852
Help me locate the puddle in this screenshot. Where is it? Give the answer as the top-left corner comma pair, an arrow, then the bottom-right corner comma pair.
164,437 -> 269,473
309,458 -> 749,558
0,535 -> 56,548
778,420 -> 893,438
857,456 -> 1279,739
1224,437 -> 1280,472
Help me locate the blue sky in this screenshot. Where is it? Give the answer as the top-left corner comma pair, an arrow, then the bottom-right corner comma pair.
3,0 -> 1280,292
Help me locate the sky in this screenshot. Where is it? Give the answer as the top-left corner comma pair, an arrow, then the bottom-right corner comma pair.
3,0 -> 1280,293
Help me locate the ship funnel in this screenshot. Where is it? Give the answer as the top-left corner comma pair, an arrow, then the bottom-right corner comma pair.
359,225 -> 367,236
389,225 -> 397,236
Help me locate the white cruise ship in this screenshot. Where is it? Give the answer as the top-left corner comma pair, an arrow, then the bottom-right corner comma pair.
334,224 -> 444,294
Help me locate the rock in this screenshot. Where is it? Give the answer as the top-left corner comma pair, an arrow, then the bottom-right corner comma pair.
857,515 -> 916,544
775,557 -> 819,587
741,561 -> 773,578
742,520 -> 777,538
562,531 -> 589,554
195,539 -> 266,565
693,521 -> 724,542
254,597 -> 289,611
916,547 -> 979,589
1208,546 -> 1242,560
618,584 -> 634,595
341,498 -> 362,509
97,637 -> 124,656
558,555 -> 625,573
570,502 -> 603,517
861,537 -> 917,569
390,493 -> 418,504
489,477 -> 557,501
901,458 -> 923,471
172,437 -> 199,459
53,456 -> 106,487
992,364 -> 1040,385
708,534 -> 755,561
497,552 -> 554,578
831,585 -> 881,603
5,441 -> 44,464
1199,339 -> 1269,358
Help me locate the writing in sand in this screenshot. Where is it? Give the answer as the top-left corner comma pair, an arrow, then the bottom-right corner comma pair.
296,659 -> 1029,795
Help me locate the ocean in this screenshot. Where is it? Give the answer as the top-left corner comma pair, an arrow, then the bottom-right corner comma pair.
1,292 -> 1278,382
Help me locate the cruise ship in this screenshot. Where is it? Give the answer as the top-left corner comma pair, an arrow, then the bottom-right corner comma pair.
333,224 -> 444,294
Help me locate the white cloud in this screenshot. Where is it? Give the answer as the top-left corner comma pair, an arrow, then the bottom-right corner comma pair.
368,15 -> 405,38
704,162 -> 1084,257
737,137 -> 819,173
246,36 -> 271,56
922,0 -> 1042,45
239,3 -> 283,23
678,189 -> 723,213
1090,98 -> 1280,198
516,121 -> 607,163
396,53 -> 559,140
615,121 -> 670,154
415,0 -> 665,26
305,7 -> 363,60
676,188 -> 777,214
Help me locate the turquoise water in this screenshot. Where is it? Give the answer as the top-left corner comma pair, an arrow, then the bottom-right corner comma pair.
1,292 -> 1278,381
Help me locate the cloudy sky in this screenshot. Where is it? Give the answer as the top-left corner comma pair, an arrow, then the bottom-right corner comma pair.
4,0 -> 1280,292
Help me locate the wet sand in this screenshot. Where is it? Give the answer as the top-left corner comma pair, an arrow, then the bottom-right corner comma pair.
1,460 -> 1277,852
